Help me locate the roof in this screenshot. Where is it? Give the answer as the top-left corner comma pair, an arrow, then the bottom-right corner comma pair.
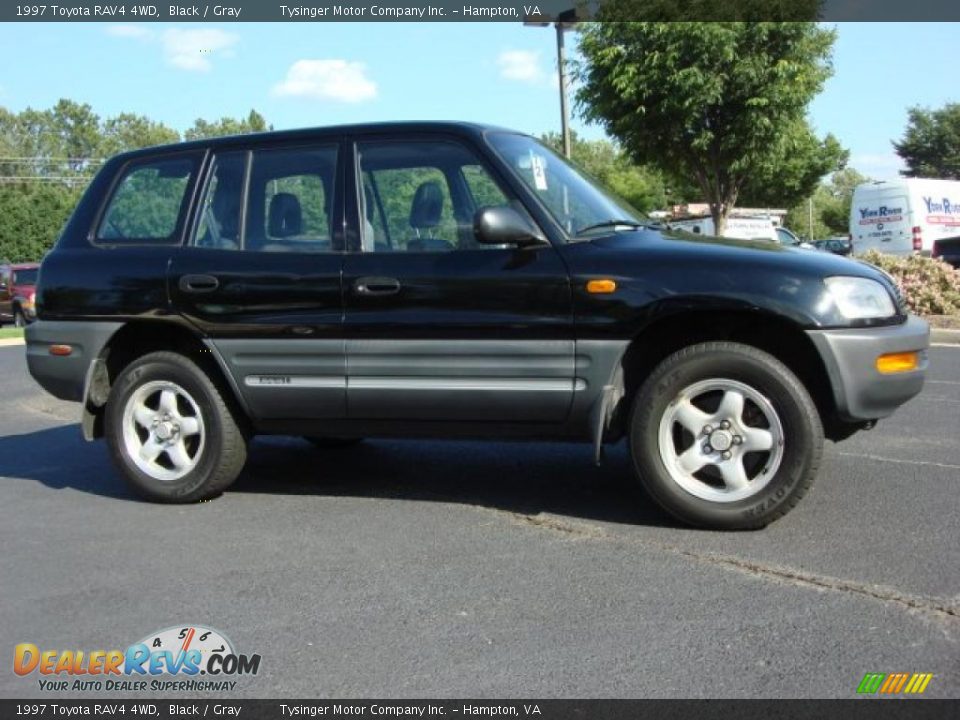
115,121 -> 524,162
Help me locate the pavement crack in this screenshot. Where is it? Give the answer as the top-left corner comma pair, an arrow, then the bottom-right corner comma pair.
495,509 -> 960,625
671,550 -> 960,623
831,451 -> 960,472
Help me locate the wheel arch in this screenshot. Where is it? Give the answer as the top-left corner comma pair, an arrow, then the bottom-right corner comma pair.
83,320 -> 249,440
611,309 -> 852,443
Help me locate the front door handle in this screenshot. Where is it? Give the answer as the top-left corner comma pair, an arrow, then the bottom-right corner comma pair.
179,274 -> 220,293
354,276 -> 401,296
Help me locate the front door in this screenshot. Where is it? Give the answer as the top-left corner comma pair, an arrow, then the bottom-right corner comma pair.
342,136 -> 574,423
170,143 -> 346,420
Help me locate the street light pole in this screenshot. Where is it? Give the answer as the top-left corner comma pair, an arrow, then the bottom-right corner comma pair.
525,8 -> 580,160
556,21 -> 572,159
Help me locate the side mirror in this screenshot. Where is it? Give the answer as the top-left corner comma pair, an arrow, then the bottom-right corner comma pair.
474,206 -> 548,248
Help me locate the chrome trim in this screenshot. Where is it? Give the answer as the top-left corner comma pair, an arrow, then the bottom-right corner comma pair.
244,376 -> 586,392
245,375 -> 346,388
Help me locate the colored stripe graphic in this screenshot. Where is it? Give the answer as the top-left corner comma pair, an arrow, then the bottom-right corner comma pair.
858,672 -> 933,694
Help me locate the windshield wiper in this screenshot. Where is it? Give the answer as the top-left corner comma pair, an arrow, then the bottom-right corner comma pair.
574,219 -> 645,236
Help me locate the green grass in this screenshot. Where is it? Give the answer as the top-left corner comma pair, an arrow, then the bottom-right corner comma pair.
0,327 -> 25,339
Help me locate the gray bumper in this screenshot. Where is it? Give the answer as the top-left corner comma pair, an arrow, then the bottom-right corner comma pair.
25,320 -> 122,402
806,315 -> 930,422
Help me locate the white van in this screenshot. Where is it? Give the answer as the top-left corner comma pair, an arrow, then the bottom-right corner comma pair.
669,215 -> 778,242
849,178 -> 960,256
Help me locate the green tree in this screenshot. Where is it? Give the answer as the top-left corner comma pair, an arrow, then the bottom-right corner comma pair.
576,20 -> 836,235
0,183 -> 83,262
784,167 -> 869,240
184,109 -> 270,140
540,131 -> 666,213
100,113 -> 180,156
738,119 -> 847,208
894,103 -> 960,179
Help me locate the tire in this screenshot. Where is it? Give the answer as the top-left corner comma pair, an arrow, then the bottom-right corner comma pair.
628,341 -> 822,530
13,309 -> 26,328
303,436 -> 363,449
105,351 -> 248,503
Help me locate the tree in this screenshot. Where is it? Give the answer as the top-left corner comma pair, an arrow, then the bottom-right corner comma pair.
784,167 -> 869,240
576,20 -> 836,235
184,109 -> 271,140
540,130 -> 666,213
894,103 -> 960,179
100,113 -> 180,156
738,119 -> 847,208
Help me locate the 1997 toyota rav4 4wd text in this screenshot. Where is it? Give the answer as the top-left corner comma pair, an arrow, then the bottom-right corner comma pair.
26,123 -> 929,529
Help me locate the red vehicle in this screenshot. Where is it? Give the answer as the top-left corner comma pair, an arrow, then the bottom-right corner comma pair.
0,262 -> 39,326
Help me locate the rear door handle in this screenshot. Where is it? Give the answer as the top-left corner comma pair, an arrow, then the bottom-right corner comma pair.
179,274 -> 220,293
354,276 -> 401,296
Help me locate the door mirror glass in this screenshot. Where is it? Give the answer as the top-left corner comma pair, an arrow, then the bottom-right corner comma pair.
474,206 -> 548,247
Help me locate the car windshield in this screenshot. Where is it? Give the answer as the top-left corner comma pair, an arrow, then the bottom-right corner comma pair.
487,133 -> 644,239
14,268 -> 38,284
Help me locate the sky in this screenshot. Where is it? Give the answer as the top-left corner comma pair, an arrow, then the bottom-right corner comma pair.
0,22 -> 956,180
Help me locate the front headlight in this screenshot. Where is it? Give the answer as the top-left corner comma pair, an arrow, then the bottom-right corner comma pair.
824,276 -> 896,320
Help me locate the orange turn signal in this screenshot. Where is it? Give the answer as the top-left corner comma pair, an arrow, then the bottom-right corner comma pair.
875,351 -> 919,374
48,344 -> 73,357
586,279 -> 617,294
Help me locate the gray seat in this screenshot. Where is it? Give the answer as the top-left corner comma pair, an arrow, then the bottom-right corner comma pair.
407,181 -> 452,252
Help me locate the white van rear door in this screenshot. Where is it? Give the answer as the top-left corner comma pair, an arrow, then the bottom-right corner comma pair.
851,191 -> 911,255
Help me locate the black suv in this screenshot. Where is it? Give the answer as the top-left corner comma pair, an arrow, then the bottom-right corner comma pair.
26,123 -> 929,529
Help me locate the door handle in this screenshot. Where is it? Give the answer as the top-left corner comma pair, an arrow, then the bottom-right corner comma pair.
179,274 -> 220,293
354,276 -> 401,296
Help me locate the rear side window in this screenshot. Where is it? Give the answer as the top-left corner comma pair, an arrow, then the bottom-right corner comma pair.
97,156 -> 199,244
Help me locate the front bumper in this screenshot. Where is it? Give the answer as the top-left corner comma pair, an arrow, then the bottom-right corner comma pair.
806,315 -> 930,422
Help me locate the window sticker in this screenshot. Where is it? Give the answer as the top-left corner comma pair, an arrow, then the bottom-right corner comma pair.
530,151 -> 548,191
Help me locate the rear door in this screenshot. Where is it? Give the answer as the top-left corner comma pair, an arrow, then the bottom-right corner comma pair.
169,141 -> 347,420
341,135 -> 575,423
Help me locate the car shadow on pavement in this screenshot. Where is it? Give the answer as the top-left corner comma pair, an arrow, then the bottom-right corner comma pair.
233,436 -> 678,528
0,426 -> 677,527
0,423 -> 137,500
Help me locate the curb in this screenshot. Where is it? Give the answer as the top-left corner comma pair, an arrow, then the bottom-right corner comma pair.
0,337 -> 25,347
930,328 -> 960,346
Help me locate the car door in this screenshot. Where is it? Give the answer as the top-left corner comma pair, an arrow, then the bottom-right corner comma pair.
342,135 -> 574,423
169,141 -> 347,420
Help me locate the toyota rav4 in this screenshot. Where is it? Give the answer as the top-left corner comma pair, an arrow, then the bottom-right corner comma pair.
25,123 -> 929,529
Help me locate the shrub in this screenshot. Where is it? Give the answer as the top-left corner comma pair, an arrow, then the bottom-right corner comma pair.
858,250 -> 960,316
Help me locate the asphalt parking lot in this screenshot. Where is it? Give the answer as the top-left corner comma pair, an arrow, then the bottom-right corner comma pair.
0,344 -> 957,699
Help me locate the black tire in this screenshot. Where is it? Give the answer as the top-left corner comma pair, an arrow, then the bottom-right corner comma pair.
105,351 -> 247,503
303,436 -> 364,449
13,309 -> 26,328
628,342 -> 822,530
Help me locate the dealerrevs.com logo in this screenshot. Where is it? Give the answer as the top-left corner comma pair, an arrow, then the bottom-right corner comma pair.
13,625 -> 261,692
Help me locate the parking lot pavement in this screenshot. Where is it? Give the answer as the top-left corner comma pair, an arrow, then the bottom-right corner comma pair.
0,345 -> 957,699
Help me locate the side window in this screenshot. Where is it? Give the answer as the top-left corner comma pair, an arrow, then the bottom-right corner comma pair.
358,141 -> 515,253
244,146 -> 338,253
97,156 -> 198,243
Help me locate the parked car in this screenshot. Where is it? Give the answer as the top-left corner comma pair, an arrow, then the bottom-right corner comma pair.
25,123 -> 930,529
849,178 -> 960,256
0,262 -> 39,326
814,238 -> 853,256
932,236 -> 960,268
775,226 -> 815,250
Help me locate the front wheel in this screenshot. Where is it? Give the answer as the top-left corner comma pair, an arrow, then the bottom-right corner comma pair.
629,342 -> 822,530
105,351 -> 248,502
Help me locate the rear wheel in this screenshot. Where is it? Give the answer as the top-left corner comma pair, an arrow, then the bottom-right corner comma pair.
105,351 -> 247,502
629,342 -> 822,530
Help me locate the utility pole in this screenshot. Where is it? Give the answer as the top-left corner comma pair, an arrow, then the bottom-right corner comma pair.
525,8 -> 581,159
